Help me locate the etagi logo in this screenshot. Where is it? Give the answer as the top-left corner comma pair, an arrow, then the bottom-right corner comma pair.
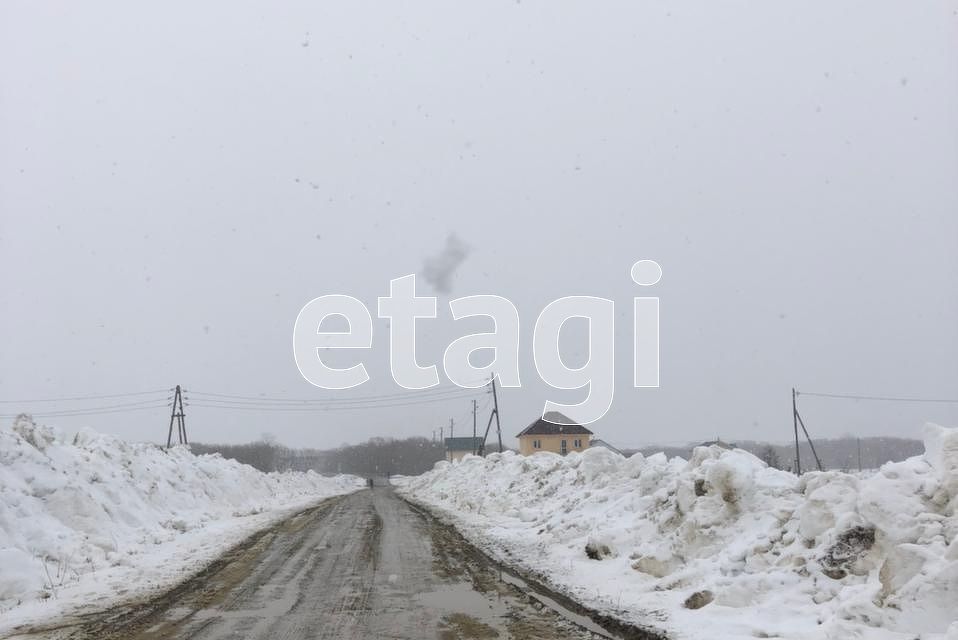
293,260 -> 661,425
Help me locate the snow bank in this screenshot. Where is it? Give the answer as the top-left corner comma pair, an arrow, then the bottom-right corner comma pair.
0,416 -> 363,635
399,423 -> 958,640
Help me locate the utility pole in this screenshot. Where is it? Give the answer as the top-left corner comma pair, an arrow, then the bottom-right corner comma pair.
792,389 -> 823,473
472,399 -> 478,455
166,385 -> 188,448
450,417 -> 454,440
792,388 -> 801,475
477,374 -> 503,456
491,373 -> 503,453
857,437 -> 863,472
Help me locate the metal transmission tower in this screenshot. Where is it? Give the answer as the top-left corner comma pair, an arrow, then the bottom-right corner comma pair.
166,385 -> 188,448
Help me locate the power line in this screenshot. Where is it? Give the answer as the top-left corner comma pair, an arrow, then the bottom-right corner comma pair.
0,389 -> 170,404
1,398 -> 169,415
1,382 -> 490,408
186,381 -> 490,404
796,390 -> 958,404
0,402 -> 171,419
185,392 -> 478,410
186,386 -> 480,407
1,382 -> 493,421
187,393 -> 484,412
447,396 -> 491,432
2,397 -> 171,414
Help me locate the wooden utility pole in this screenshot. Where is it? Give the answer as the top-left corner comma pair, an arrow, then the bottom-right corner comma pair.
491,374 -> 503,453
792,388 -> 801,475
166,385 -> 188,448
450,417 -> 454,440
477,373 -> 504,456
472,399 -> 478,455
792,389 -> 823,473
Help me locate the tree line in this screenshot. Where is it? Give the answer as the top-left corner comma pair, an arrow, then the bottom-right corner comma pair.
191,434 -> 923,476
629,436 -> 924,472
190,435 -> 453,476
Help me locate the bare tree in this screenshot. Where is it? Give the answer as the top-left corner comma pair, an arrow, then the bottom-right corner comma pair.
760,445 -> 781,469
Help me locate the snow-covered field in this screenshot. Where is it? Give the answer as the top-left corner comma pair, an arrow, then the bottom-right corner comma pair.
0,416 -> 363,637
398,424 -> 958,640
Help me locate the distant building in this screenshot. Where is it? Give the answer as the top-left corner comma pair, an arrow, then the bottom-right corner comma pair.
444,437 -> 485,462
589,438 -> 624,456
699,438 -> 736,450
516,412 -> 592,456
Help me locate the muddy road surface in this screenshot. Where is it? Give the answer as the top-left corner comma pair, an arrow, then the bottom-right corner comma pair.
54,487 -> 658,640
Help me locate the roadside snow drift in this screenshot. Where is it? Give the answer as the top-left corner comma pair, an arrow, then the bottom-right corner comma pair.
399,424 -> 958,640
0,416 -> 363,635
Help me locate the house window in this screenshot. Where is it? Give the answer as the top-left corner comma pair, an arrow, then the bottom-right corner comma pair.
533,439 -> 541,449
560,439 -> 568,455
574,439 -> 582,448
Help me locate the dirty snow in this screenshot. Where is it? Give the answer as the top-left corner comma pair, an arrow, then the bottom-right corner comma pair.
0,416 -> 363,637
399,423 -> 958,640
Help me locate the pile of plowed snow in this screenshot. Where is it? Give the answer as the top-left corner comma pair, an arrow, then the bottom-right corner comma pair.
399,423 -> 958,640
0,416 -> 362,633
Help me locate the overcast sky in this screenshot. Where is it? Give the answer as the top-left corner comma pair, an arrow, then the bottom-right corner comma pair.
2,0 -> 956,449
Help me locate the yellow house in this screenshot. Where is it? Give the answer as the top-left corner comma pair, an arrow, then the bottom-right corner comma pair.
516,412 -> 592,456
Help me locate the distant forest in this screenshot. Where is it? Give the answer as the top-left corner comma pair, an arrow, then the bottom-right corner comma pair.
191,435 -> 923,476
629,436 -> 924,473
191,436 -> 507,476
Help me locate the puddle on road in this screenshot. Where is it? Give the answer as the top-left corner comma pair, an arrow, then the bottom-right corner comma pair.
417,498 -> 629,640
414,575 -> 621,640
415,582 -> 509,619
415,582 -> 510,638
142,590 -> 300,637
498,572 -> 619,640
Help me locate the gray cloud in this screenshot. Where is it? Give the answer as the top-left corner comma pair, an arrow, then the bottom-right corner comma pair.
421,234 -> 470,295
